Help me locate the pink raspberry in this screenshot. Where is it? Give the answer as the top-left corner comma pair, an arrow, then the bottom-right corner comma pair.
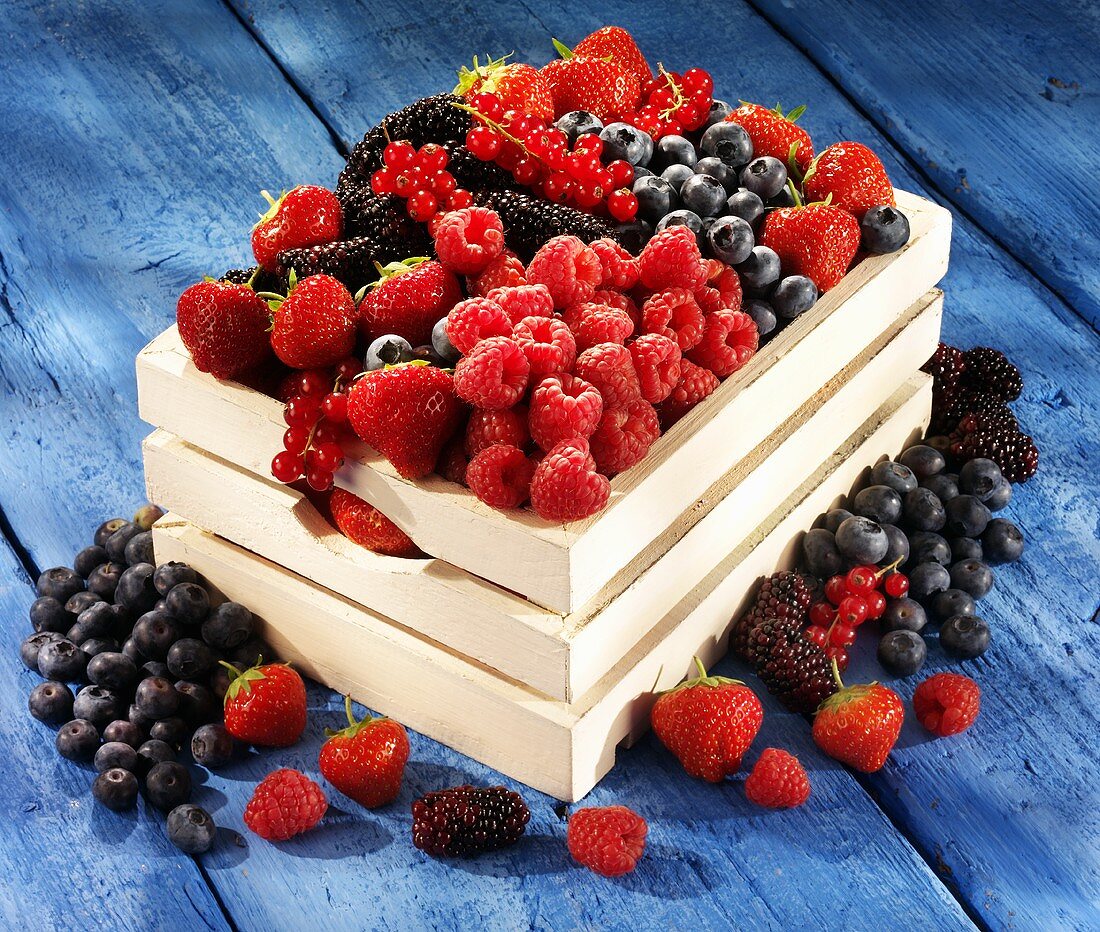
590,398 -> 660,475
641,289 -> 706,351
465,444 -> 537,510
438,437 -> 468,485
453,337 -> 530,409
688,309 -> 758,378
629,334 -> 683,403
638,227 -> 707,292
468,248 -> 526,296
695,261 -> 743,313
513,315 -> 577,379
590,238 -> 640,290
465,406 -> 530,457
433,207 -> 505,275
529,439 -> 610,522
656,359 -> 720,428
595,289 -> 641,329
529,373 -> 604,451
525,235 -> 602,309
563,303 -> 635,353
445,297 -> 512,354
488,284 -> 555,324
575,343 -> 642,408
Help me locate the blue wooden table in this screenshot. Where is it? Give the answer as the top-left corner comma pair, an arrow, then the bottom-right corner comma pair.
2,2 -> 1097,928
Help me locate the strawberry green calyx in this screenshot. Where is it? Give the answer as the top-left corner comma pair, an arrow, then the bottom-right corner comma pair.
817,656 -> 878,711
551,38 -> 574,61
254,189 -> 287,229
324,694 -> 390,740
660,656 -> 745,695
454,53 -> 514,96
373,256 -> 431,287
220,658 -> 269,705
256,268 -> 297,316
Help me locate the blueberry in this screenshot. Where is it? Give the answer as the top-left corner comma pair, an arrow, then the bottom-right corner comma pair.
29,681 -> 75,724
167,803 -> 217,854
38,638 -> 87,681
231,638 -> 272,668
739,156 -> 788,200
903,487 -> 947,532
802,528 -> 843,579
132,611 -> 181,661
124,531 -> 155,567
880,597 -> 927,633
81,638 -> 119,659
73,545 -> 109,578
852,485 -> 903,525
69,601 -> 121,642
115,563 -> 158,614
150,717 -> 191,750
56,719 -> 99,761
133,504 -> 166,531
700,122 -> 753,168
877,629 -> 926,677
632,175 -> 678,224
737,246 -> 781,291
702,99 -> 733,128
650,134 -> 697,172
694,156 -> 737,192
985,477 -> 1013,512
145,761 -> 192,811
767,187 -> 796,209
153,562 -> 200,597
743,299 -> 777,338
142,660 -> 171,680
616,219 -> 653,253
958,458 -> 1003,502
929,588 -> 977,625
21,631 -> 62,672
191,723 -> 235,769
632,166 -> 654,179
950,537 -> 983,562
907,531 -> 951,567
908,561 -> 951,602
92,768 -> 138,811
65,590 -> 102,617
660,163 -> 695,192
209,665 -> 233,701
941,614 -> 990,659
73,685 -> 126,728
200,601 -> 254,651
431,317 -> 460,364
122,638 -> 143,663
949,559 -> 994,599
556,110 -> 604,146
881,524 -> 910,566
706,215 -> 754,265
165,583 -> 210,625
823,509 -> 854,534
412,341 -> 447,368
861,205 -> 911,254
29,596 -> 70,634
834,516 -> 889,564
129,704 -> 156,733
135,676 -> 180,721
680,173 -> 727,217
365,334 -> 414,371
899,445 -> 945,479
871,461 -> 918,495
37,567 -> 84,604
106,523 -> 142,564
136,738 -> 176,772
943,495 -> 992,538
726,189 -> 765,227
598,121 -> 651,165
86,651 -> 138,692
94,518 -> 128,548
656,209 -> 705,248
167,638 -> 215,680
174,680 -> 217,726
982,518 -> 1024,565
103,719 -> 145,748
921,473 -> 959,502
94,741 -> 138,774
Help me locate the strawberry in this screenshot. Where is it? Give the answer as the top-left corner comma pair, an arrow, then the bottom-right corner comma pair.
221,659 -> 308,748
454,55 -> 554,122
650,657 -> 763,782
574,26 -> 651,83
812,669 -> 904,772
329,488 -> 420,557
358,257 -> 463,347
176,279 -> 272,379
803,141 -> 895,219
319,695 -> 410,809
760,204 -> 861,292
541,44 -> 641,121
252,185 -> 343,274
268,273 -> 357,369
727,103 -> 814,173
347,362 -> 465,479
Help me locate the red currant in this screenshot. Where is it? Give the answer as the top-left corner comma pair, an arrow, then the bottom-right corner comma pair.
271,451 -> 302,483
470,92 -> 504,122
505,113 -> 541,139
407,190 -> 438,222
298,370 -> 330,397
681,67 -> 714,95
334,357 -> 361,383
443,189 -> 472,211
803,625 -> 828,648
675,103 -> 702,128
430,171 -> 457,196
305,468 -> 334,492
607,160 -> 634,189
543,172 -> 572,203
283,427 -> 309,454
651,88 -> 674,110
383,141 -> 416,170
837,595 -> 869,627
313,422 -> 341,444
313,442 -> 345,473
371,169 -> 396,195
513,157 -> 542,185
416,143 -> 448,173
466,125 -> 502,160
321,392 -> 348,422
884,572 -> 910,599
574,134 -> 603,156
829,624 -> 857,648
283,396 -> 318,428
826,645 -> 850,672
865,589 -> 887,620
809,600 -> 837,627
606,189 -> 638,222
393,171 -> 419,197
824,575 -> 848,606
573,184 -> 603,209
845,565 -> 879,595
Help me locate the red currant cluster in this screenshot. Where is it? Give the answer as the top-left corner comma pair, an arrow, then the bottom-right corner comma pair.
803,561 -> 909,670
625,66 -> 714,138
270,358 -> 363,491
462,93 -> 639,222
370,141 -> 473,223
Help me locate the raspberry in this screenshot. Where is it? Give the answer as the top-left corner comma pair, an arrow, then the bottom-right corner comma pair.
513,315 -> 577,379
589,398 -> 660,475
695,261 -> 743,313
464,406 -> 530,457
466,444 -> 537,509
411,784 -> 530,857
445,297 -> 512,354
961,346 -> 1023,402
629,334 -> 682,404
433,207 -> 505,275
590,237 -> 640,290
638,226 -> 707,292
243,768 -> 328,841
912,672 -> 981,736
595,289 -> 640,329
438,437 -> 468,485
687,309 -> 759,377
468,248 -> 526,295
453,337 -> 530,409
329,488 -> 419,558
529,439 -> 611,522
525,235 -> 602,309
567,805 -> 647,877
744,748 -> 811,808
655,359 -> 719,427
563,302 -> 635,352
487,283 -> 554,323
575,342 -> 642,408
529,373 -> 604,451
641,288 -> 706,351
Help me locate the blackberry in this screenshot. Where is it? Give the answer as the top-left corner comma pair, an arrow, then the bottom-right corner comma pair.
411,784 -> 529,857
756,629 -> 837,714
338,187 -> 432,258
277,236 -> 383,292
931,387 -> 1008,435
475,189 -> 619,260
921,342 -> 965,396
732,571 -> 814,660
442,142 -> 521,193
961,347 -> 1022,402
220,266 -> 285,294
953,427 -> 1039,483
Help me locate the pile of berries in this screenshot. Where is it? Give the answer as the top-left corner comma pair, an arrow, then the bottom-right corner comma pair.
627,66 -> 715,137
370,140 -> 474,222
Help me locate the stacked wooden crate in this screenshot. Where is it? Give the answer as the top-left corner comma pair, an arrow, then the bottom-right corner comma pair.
137,190 -> 951,801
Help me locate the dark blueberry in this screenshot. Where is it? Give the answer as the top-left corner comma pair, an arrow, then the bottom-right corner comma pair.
29,596 -> 71,634
167,804 -> 217,854
921,473 -> 959,502
702,99 -> 733,128
861,205 -> 910,254
37,638 -> 87,681
940,614 -> 990,659
958,458 -> 1003,502
943,495 -> 992,538
87,651 -> 138,692
908,561 -> 951,602
167,638 -> 215,680
616,219 -> 653,253
982,518 -> 1024,565
94,741 -> 138,774
165,583 -> 210,625
743,299 -> 777,338
929,588 -> 977,625
129,704 -> 156,732
56,719 -> 100,761
21,631 -> 63,672
65,591 -> 102,617
834,516 -> 889,564
801,528 -> 843,579
880,597 -> 927,633
725,189 -> 765,227
871,461 -> 918,495
73,545 -> 109,579
737,246 -> 781,291
124,531 -> 155,567
852,485 -> 903,525
985,476 -> 1013,512
115,563 -> 158,614
94,518 -> 128,548
132,611 -> 181,661
73,685 -> 125,728
706,215 -> 754,265
201,602 -> 254,651
135,676 -> 180,721
881,524 -> 910,566
410,341 -> 447,369
191,723 -> 235,769
694,156 -> 737,192
230,639 -> 271,668
87,562 -> 125,600
767,187 -> 796,209
136,739 -> 176,772
659,163 -> 695,192
899,444 -> 946,479
700,121 -> 753,168
950,537 -> 983,562
150,717 -> 191,750
365,334 -> 414,371
175,680 -> 217,726
680,173 -> 727,217
69,601 -> 120,642
632,166 -> 654,179
877,629 -> 926,676
739,156 -> 788,200
650,134 -> 697,172
431,317 -> 460,364
823,508 -> 854,534
28,681 -> 75,724
92,768 -> 139,811
556,111 -> 604,146
145,761 -> 192,811
903,487 -> 947,532
103,719 -> 145,748
632,175 -> 678,225
656,209 -> 705,248
949,559 -> 994,599
154,562 -> 200,598
141,660 -> 171,680
209,665 -> 233,701
133,504 -> 166,531
81,638 -> 119,659
907,531 -> 951,567
105,523 -> 142,564
121,638 -> 143,663
597,120 -> 650,165
36,567 -> 84,604
771,275 -> 818,320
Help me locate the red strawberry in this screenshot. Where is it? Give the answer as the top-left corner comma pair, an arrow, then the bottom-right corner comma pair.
650,657 -> 763,781
541,46 -> 641,121
726,103 -> 814,173
454,55 -> 554,122
221,660 -> 308,748
812,672 -> 904,772
176,279 -> 272,379
803,141 -> 895,219
347,362 -> 465,479
329,488 -> 420,557
358,258 -> 463,347
574,26 -> 651,83
252,185 -> 343,274
760,204 -> 861,292
319,695 -> 410,809
269,273 -> 357,368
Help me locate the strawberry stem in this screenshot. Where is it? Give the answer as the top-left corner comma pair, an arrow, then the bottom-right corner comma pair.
830,656 -> 845,691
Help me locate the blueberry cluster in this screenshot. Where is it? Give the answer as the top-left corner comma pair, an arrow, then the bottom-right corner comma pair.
22,506 -> 268,854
